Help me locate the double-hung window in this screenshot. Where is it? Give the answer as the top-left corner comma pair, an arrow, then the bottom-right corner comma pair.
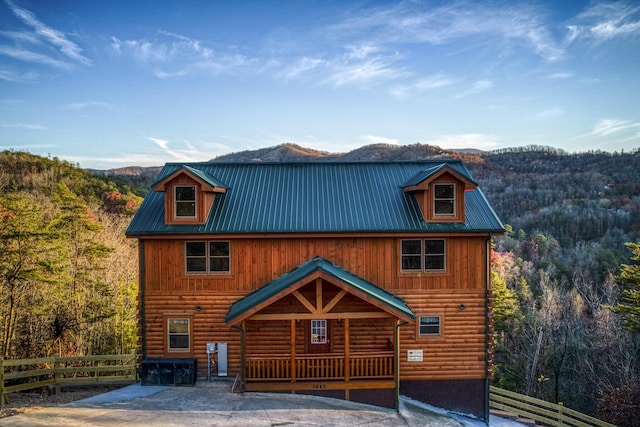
175,186 -> 196,218
418,315 -> 442,337
168,318 -> 190,351
185,241 -> 230,274
401,239 -> 446,272
434,184 -> 455,216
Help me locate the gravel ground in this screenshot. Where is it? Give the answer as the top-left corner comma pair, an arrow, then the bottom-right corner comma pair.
0,385 -> 124,419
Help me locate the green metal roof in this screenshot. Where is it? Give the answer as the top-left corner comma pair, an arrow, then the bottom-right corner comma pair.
224,256 -> 415,324
402,163 -> 478,187
152,164 -> 227,190
126,160 -> 504,236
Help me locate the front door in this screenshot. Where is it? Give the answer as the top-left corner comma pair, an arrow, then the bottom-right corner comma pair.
307,319 -> 330,353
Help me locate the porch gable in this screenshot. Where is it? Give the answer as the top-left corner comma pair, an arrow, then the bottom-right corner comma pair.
224,256 -> 415,325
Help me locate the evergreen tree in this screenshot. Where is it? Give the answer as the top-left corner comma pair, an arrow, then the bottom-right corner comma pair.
611,242 -> 640,333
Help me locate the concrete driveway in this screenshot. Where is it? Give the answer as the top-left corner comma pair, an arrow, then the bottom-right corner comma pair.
0,380 -> 467,427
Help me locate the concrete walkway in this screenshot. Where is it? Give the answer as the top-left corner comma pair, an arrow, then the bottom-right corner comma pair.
0,381 -> 522,427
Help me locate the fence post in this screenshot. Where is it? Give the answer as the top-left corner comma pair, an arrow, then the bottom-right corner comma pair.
130,348 -> 137,381
54,355 -> 61,395
558,401 -> 564,426
1,356 -> 6,406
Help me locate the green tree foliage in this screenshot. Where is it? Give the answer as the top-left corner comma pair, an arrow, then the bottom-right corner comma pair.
611,242 -> 640,333
0,193 -> 58,357
0,150 -> 139,358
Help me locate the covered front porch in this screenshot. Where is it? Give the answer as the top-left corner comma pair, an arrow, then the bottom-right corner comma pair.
225,257 -> 415,406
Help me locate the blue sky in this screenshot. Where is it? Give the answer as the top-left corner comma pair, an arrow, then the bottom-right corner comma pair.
1,0 -> 639,169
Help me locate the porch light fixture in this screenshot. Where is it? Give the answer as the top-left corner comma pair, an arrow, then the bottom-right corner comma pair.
195,305 -> 202,312
458,304 -> 465,311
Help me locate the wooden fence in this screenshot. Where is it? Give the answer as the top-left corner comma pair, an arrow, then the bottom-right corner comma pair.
1,351 -> 137,406
489,386 -> 616,427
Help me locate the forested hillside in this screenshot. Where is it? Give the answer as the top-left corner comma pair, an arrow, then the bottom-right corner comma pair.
0,150 -> 142,359
3,144 -> 638,424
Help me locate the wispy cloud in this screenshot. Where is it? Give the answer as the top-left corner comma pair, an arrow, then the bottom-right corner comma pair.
429,133 -> 499,150
568,2 -> 640,42
454,80 -> 493,98
0,45 -> 71,69
546,72 -> 574,79
2,122 -> 45,130
148,137 -> 211,162
324,48 -> 408,87
276,43 -> 408,88
3,0 -> 91,66
64,101 -> 117,110
359,135 -> 399,145
390,73 -> 455,99
528,107 -> 564,120
329,1 -> 564,61
587,119 -> 640,137
278,56 -> 326,79
111,32 -> 250,78
415,74 -> 455,90
0,67 -> 38,82
0,30 -> 41,45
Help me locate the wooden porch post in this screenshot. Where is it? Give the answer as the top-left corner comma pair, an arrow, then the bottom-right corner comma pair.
344,318 -> 350,401
291,319 -> 296,386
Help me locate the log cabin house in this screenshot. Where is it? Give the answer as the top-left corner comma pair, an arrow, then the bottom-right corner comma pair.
126,160 -> 504,419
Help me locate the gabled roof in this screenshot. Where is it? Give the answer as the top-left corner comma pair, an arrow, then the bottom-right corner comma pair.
151,164 -> 227,192
126,160 -> 504,236
402,163 -> 478,190
224,256 -> 415,325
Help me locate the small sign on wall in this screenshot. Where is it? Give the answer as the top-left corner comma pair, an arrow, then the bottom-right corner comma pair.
407,349 -> 423,362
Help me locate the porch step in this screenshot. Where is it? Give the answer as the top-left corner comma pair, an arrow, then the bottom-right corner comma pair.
490,409 -> 537,426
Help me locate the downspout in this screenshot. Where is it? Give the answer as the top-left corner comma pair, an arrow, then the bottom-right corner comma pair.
139,239 -> 146,361
484,233 -> 493,425
231,324 -> 245,393
395,320 -> 409,412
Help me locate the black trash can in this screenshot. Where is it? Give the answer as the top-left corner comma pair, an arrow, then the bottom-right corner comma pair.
141,358 -> 197,386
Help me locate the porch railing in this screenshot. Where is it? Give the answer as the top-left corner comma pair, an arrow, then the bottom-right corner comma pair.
246,352 -> 394,382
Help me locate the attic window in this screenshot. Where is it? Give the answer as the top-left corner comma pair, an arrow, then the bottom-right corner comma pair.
175,186 -> 196,217
434,184 -> 455,216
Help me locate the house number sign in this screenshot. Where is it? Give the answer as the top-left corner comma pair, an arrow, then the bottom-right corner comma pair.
407,349 -> 423,362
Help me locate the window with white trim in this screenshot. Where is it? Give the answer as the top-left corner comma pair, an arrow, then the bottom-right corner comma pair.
401,239 -> 446,272
185,241 -> 230,274
434,183 -> 455,216
175,186 -> 196,217
418,316 -> 441,337
168,318 -> 190,351
311,319 -> 327,344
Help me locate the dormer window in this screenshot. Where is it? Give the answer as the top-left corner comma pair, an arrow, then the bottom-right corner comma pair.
434,184 -> 455,216
151,166 -> 227,226
402,164 -> 476,224
175,186 -> 196,218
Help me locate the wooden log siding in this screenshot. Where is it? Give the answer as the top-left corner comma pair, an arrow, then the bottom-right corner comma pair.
142,236 -> 487,293
141,235 -> 490,381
